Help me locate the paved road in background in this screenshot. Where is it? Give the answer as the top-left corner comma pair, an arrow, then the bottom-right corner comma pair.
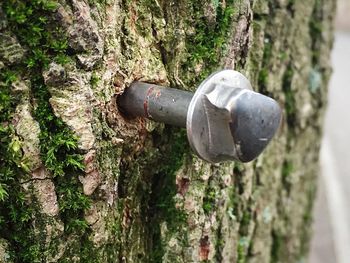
309,32 -> 350,263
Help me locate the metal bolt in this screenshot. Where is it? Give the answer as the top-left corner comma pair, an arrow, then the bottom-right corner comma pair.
118,70 -> 282,163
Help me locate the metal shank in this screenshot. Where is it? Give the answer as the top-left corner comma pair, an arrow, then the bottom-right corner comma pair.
117,82 -> 193,127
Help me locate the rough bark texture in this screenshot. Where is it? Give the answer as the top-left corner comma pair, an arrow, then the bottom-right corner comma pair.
0,0 -> 335,262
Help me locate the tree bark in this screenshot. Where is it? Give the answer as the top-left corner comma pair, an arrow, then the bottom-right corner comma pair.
0,0 -> 335,262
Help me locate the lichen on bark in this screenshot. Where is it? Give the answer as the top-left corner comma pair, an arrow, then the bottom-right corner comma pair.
0,0 -> 335,262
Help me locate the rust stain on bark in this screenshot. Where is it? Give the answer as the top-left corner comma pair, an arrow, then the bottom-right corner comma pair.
176,177 -> 190,196
199,236 -> 210,260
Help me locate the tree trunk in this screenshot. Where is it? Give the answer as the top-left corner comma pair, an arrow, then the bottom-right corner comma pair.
0,0 -> 335,262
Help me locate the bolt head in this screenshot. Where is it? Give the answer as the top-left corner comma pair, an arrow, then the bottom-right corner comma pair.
186,70 -> 282,163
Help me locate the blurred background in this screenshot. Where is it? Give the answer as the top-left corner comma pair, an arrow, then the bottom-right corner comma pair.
309,0 -> 350,262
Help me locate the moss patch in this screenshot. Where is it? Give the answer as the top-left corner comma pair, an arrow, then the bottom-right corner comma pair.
281,161 -> 294,194
282,65 -> 296,127
1,0 -> 94,261
148,128 -> 189,262
270,230 -> 283,263
0,69 -> 40,262
184,0 -> 235,86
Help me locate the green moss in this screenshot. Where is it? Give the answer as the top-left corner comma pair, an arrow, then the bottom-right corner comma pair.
237,237 -> 249,263
281,161 -> 293,193
257,35 -> 272,95
239,210 -> 251,236
282,65 -> 296,127
184,0 -> 235,85
203,185 -> 217,214
258,68 -> 269,90
234,162 -> 244,174
114,127 -> 188,262
0,69 -> 41,262
148,128 -> 189,262
90,72 -> 100,89
309,14 -> 322,64
270,230 -> 282,263
279,52 -> 288,62
0,72 -> 18,192
227,163 -> 246,222
87,0 -> 107,7
262,37 -> 272,65
1,0 -> 94,261
286,0 -> 295,15
214,223 -> 224,262
227,190 -> 237,220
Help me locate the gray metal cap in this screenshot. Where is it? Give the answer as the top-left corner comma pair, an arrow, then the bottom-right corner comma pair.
186,70 -> 282,163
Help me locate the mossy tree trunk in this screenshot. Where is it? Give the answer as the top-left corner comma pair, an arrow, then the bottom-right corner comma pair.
0,0 -> 335,262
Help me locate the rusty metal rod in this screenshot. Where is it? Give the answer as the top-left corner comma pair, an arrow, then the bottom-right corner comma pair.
117,82 -> 193,127
117,70 -> 282,163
